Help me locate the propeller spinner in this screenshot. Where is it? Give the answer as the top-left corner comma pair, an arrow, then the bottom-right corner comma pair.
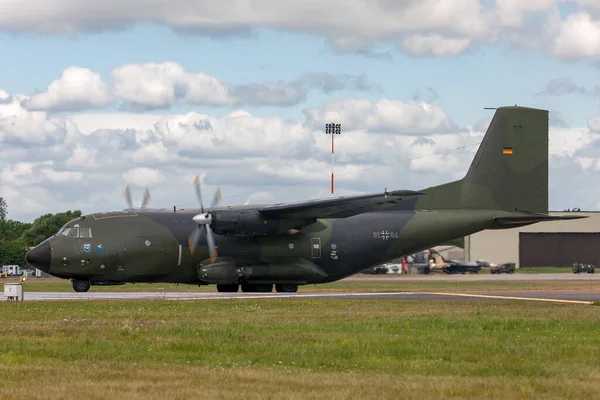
124,184 -> 151,210
188,175 -> 222,263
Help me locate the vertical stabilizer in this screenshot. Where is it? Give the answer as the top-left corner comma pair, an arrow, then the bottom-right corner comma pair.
417,106 -> 549,213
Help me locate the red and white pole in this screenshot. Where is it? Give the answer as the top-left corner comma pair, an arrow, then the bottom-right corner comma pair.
331,131 -> 334,194
325,123 -> 341,195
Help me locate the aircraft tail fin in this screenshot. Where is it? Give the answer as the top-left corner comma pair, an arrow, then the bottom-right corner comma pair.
417,106 -> 549,213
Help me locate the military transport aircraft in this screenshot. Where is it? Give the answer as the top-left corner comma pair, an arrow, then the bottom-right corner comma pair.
26,106 -> 582,293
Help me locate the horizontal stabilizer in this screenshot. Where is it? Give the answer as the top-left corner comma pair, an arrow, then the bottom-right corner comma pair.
259,189 -> 423,220
493,214 -> 587,226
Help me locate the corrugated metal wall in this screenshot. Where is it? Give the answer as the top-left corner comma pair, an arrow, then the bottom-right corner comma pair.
519,232 -> 600,267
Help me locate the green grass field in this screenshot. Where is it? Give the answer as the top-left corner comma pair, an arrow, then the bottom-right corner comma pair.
0,299 -> 598,399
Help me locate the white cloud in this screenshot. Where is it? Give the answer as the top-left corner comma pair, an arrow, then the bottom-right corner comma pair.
576,157 -> 595,170
574,0 -> 600,18
407,134 -> 480,176
20,62 -> 376,112
492,0 -> 555,27
1,0 -> 589,59
304,99 -> 457,134
1,162 -> 35,186
0,185 -> 50,216
552,12 -> 600,58
1,87 -> 599,221
255,159 -> 364,181
66,146 -> 98,168
0,94 -> 79,145
129,142 -> 174,164
22,67 -> 112,111
69,113 -> 164,134
111,62 -> 188,110
40,169 -> 83,183
111,62 -> 235,110
152,111 -> 313,158
0,0 -> 486,38
122,167 -> 165,186
0,89 -> 8,100
401,35 -> 471,56
589,116 -> 600,133
548,127 -> 596,157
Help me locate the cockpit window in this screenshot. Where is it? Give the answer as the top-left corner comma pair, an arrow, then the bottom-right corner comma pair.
58,225 -> 92,238
80,228 -> 92,238
57,222 -> 70,235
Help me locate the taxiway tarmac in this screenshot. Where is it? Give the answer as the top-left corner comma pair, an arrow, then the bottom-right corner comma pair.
3,290 -> 599,304
348,273 -> 600,281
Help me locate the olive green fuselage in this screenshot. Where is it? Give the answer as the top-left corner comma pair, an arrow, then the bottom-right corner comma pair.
45,207 -> 508,285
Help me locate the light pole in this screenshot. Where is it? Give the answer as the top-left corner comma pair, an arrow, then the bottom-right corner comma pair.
325,123 -> 341,194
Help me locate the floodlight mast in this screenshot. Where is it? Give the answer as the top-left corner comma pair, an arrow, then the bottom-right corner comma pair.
325,123 -> 341,194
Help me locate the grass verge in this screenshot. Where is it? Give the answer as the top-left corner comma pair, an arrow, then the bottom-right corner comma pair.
0,299 -> 598,399
517,267 -> 574,274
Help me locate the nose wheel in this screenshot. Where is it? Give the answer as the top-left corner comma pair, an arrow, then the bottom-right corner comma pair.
72,279 -> 91,292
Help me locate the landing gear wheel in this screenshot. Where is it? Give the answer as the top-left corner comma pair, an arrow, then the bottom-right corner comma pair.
216,284 -> 239,292
241,284 -> 273,292
72,279 -> 90,292
275,284 -> 298,293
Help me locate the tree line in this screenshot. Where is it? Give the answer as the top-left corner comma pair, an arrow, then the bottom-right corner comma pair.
0,197 -> 82,266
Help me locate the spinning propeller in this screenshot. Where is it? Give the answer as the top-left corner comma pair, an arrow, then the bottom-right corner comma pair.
124,184 -> 151,210
188,175 -> 222,263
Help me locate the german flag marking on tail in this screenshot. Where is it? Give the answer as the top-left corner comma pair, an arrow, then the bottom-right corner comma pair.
502,147 -> 513,155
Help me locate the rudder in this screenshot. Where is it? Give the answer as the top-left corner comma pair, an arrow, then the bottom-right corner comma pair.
417,106 -> 549,213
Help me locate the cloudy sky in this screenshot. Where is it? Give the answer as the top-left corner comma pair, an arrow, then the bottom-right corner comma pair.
1,0 -> 600,222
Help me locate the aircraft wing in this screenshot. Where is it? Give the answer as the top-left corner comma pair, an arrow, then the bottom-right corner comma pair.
258,190 -> 423,220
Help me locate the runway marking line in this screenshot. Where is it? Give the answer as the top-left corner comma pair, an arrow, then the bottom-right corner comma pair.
168,292 -> 418,301
429,292 -> 594,305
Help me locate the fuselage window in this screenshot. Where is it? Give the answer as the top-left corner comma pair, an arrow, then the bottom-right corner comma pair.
61,227 -> 72,237
80,228 -> 92,238
69,228 -> 80,237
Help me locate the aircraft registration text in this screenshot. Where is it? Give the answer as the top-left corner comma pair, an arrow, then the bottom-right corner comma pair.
373,231 -> 399,240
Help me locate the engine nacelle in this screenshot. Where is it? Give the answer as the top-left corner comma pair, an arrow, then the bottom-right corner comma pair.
197,258 -> 328,284
211,209 -> 309,237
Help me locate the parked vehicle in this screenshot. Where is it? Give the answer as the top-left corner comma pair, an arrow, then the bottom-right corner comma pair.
490,263 -> 516,274
572,263 -> 595,274
1,265 -> 22,276
361,266 -> 388,274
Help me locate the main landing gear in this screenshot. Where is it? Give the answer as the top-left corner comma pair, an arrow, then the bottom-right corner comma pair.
215,283 -> 299,293
72,279 -> 91,292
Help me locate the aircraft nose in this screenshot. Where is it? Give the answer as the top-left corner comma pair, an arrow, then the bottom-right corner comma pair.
26,240 -> 51,273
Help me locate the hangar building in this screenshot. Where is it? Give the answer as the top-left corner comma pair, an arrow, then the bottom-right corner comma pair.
464,211 -> 598,268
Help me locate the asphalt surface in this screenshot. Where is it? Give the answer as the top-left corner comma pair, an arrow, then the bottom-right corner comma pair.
349,273 -> 600,281
2,273 -> 599,304
3,290 -> 599,304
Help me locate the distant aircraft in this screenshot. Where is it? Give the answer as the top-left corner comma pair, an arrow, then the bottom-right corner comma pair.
411,248 -> 484,274
26,106 -> 583,293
